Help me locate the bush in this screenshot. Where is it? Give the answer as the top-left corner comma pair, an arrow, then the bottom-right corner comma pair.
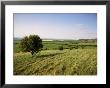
74,46 -> 78,49
58,46 -> 63,50
81,46 -> 84,49
69,47 -> 73,50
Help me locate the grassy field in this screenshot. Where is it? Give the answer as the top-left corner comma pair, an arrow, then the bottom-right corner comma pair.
13,40 -> 97,75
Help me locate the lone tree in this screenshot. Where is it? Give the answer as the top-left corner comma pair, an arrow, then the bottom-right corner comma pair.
20,35 -> 43,55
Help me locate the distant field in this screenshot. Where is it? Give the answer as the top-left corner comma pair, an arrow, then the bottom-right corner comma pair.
14,40 -> 97,53
13,40 -> 97,75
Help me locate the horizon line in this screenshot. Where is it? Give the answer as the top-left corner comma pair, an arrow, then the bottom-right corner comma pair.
14,37 -> 97,40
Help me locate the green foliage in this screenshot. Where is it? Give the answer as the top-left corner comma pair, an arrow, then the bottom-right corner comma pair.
20,35 -> 43,55
58,46 -> 63,50
14,40 -> 97,53
69,47 -> 73,50
74,46 -> 78,49
14,40 -> 21,53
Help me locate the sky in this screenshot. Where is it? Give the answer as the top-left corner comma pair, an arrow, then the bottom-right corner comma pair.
14,13 -> 97,40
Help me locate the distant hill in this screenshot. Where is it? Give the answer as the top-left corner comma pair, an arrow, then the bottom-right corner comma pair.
79,39 -> 97,43
14,37 -> 97,42
14,37 -> 22,41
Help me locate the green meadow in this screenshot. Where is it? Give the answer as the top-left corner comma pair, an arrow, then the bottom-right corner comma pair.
13,39 -> 97,75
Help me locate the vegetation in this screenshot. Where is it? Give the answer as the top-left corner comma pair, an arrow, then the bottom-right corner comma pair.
13,38 -> 97,75
58,46 -> 63,50
20,35 -> 43,55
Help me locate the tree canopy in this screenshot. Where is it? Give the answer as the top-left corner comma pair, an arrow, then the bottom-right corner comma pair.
20,35 -> 43,55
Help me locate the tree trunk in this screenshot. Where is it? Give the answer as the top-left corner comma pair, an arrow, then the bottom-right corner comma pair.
31,51 -> 34,56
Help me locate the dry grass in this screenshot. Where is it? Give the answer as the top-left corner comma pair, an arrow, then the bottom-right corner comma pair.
14,48 -> 97,75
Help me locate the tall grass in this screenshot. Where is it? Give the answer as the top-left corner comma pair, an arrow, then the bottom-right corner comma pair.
14,49 -> 97,75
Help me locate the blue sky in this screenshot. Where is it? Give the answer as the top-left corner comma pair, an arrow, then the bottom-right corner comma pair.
14,13 -> 97,40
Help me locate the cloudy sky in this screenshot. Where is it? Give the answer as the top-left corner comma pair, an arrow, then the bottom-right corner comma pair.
14,13 -> 97,40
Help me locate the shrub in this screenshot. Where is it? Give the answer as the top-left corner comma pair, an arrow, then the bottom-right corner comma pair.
58,46 -> 63,50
